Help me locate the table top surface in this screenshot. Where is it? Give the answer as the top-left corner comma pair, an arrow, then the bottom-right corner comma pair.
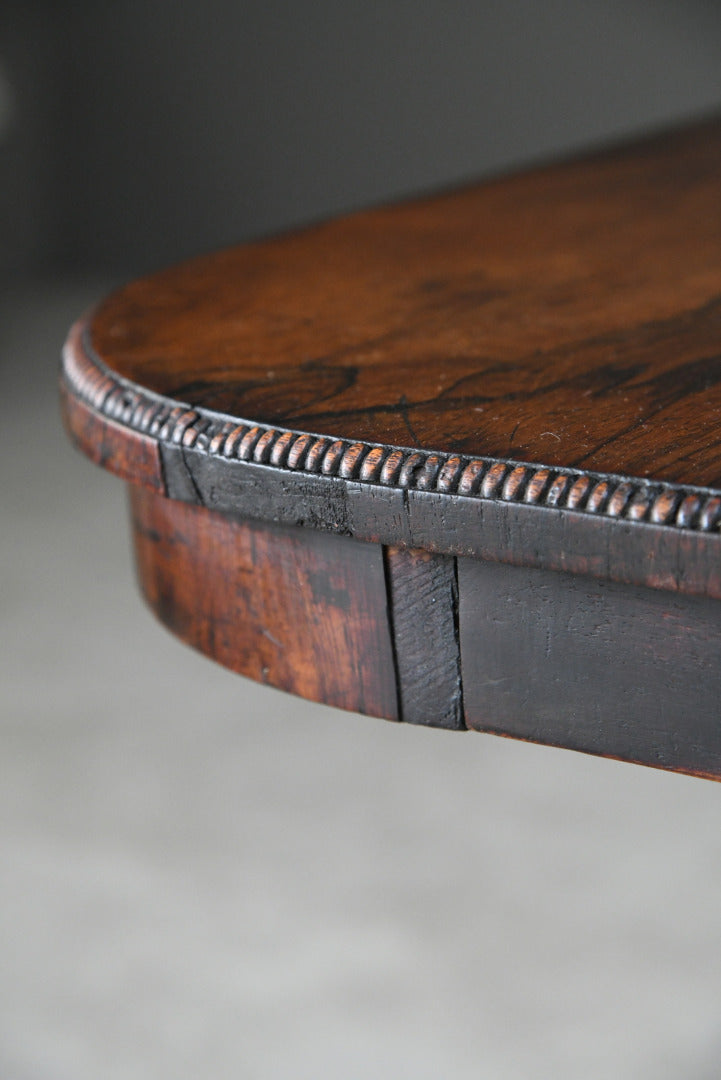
85,116 -> 721,489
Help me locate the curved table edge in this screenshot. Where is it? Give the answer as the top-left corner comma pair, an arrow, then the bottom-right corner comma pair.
61,312 -> 721,600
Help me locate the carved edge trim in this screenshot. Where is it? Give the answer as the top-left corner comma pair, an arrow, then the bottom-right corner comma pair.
63,317 -> 721,535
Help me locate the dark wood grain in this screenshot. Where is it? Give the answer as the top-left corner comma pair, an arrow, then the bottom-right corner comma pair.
130,486 -> 398,721
384,547 -> 463,729
60,278 -> 721,603
459,557 -> 721,779
60,322 -> 164,492
82,117 -> 721,487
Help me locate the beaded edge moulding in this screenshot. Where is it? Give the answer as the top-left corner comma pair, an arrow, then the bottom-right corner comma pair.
62,322 -> 721,537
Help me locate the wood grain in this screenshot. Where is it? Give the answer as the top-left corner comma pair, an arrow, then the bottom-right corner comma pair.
83,117 -> 721,487
130,486 -> 398,721
61,322 -> 721,600
384,547 -> 463,729
459,557 -> 721,779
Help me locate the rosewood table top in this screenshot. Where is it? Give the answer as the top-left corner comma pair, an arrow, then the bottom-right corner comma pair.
61,115 -> 721,780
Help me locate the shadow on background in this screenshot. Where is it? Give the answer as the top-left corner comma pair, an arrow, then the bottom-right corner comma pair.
2,0 -> 721,279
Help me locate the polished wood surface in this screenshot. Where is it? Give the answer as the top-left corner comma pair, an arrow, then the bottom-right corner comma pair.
87,117 -> 721,486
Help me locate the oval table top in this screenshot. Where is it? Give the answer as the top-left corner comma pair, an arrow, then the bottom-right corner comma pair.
63,117 -> 721,584
72,117 -> 721,477
60,115 -> 721,781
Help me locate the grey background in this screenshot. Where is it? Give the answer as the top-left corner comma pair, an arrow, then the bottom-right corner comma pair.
3,2 -> 721,1077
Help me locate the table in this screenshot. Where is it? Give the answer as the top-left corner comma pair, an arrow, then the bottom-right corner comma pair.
61,115 -> 721,781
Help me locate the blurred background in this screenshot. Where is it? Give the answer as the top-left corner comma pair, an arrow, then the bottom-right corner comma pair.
3,2 -> 721,1077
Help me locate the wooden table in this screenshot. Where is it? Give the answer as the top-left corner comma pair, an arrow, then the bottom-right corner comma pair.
61,116 -> 721,781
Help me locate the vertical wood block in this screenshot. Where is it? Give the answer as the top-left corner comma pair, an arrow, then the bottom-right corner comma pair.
384,546 -> 464,730
458,557 -> 721,778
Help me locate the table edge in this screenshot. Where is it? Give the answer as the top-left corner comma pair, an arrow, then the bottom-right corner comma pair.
61,312 -> 721,599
